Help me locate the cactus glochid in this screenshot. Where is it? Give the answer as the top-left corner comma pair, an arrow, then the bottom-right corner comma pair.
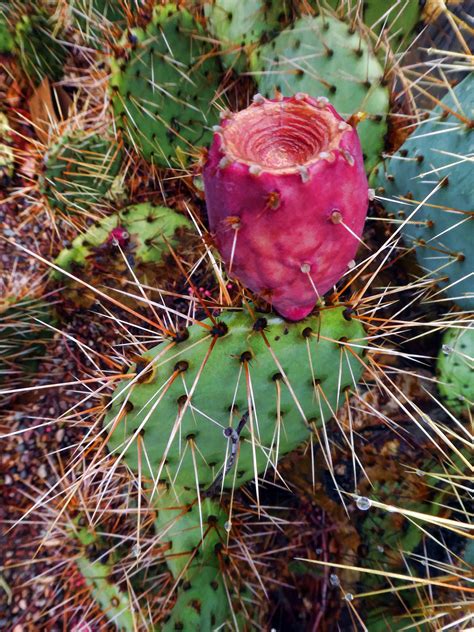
203,94 -> 369,321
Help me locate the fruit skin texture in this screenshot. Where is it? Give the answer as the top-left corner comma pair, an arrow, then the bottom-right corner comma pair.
203,95 -> 369,321
437,324 -> 473,416
374,74 -> 473,309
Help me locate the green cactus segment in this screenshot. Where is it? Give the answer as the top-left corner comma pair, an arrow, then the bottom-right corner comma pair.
54,202 -> 192,274
69,0 -> 126,48
0,10 -> 14,54
363,0 -> 421,45
154,488 -> 227,576
250,14 -> 389,171
110,4 -> 222,166
163,565 -> 228,631
0,112 -> 14,184
155,488 -> 230,631
75,556 -> 136,632
0,296 -> 52,385
374,74 -> 474,308
204,0 -> 286,71
317,0 -> 421,42
13,9 -> 68,85
40,129 -> 122,215
437,325 -> 474,415
70,519 -> 136,632
105,306 -> 366,489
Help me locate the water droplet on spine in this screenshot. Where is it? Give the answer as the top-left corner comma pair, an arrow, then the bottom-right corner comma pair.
356,496 -> 371,511
329,574 -> 340,587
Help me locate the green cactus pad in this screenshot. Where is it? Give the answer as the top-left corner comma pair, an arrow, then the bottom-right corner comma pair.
0,112 -> 14,185
437,324 -> 473,416
374,74 -> 474,308
13,8 -> 68,85
322,0 -> 421,47
75,556 -> 136,631
69,518 -> 137,632
54,202 -> 193,275
249,14 -> 389,171
110,3 -> 222,167
39,129 -> 122,215
363,0 -> 421,45
0,9 -> 14,54
154,488 -> 232,630
69,0 -> 126,48
104,306 -> 366,489
204,0 -> 287,71
154,487 -> 227,576
162,565 -> 229,631
0,294 -> 52,386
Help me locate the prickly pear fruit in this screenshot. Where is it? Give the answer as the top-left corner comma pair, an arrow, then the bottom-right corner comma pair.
203,94 -> 369,321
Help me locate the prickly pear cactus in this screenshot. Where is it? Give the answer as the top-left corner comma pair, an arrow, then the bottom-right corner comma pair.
323,0 -> 421,46
12,5 -> 68,85
155,488 -> 230,631
363,0 -> 421,44
0,292 -> 51,387
204,0 -> 287,71
110,3 -> 222,167
249,14 -> 390,170
374,74 -> 474,309
105,306 -> 366,488
0,112 -> 14,186
69,517 -> 137,632
0,7 -> 14,54
39,128 -> 122,215
69,0 -> 126,45
437,324 -> 473,416
204,94 -> 369,320
54,202 -> 193,276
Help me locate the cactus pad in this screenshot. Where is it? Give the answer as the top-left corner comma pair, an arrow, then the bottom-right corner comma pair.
13,7 -> 68,85
204,0 -> 286,71
110,4 -> 222,166
104,306 -> 366,489
437,324 -> 473,416
39,129 -> 122,215
155,488 -> 230,630
374,74 -> 474,308
0,112 -> 14,186
250,14 -> 389,171
54,202 -> 193,274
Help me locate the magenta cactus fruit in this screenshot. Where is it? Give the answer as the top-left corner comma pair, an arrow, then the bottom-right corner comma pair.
203,94 -> 369,320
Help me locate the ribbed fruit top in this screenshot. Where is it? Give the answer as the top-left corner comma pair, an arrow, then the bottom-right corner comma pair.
221,95 -> 350,172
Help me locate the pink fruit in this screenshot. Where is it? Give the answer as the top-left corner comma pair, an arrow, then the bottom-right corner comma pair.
107,226 -> 129,247
203,94 -> 369,321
